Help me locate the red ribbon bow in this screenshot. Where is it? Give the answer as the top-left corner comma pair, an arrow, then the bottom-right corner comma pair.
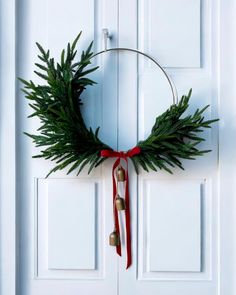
101,146 -> 141,269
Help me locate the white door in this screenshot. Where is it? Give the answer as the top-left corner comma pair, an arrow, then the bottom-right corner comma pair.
16,1 -> 119,294
119,1 -> 219,294
1,1 -> 236,295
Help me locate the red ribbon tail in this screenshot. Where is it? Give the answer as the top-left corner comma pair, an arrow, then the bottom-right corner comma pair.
124,160 -> 132,269
101,148 -> 140,268
112,158 -> 122,256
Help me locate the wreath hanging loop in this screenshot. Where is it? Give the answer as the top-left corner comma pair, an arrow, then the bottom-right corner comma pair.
91,47 -> 178,104
19,32 -> 218,269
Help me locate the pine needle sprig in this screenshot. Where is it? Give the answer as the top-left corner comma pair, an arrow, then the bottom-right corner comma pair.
20,32 -> 110,176
131,89 -> 218,173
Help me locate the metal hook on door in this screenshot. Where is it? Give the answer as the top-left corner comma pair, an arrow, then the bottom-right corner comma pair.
102,28 -> 111,51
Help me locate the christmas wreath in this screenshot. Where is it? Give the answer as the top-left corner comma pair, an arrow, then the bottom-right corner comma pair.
20,32 -> 218,269
20,33 -> 217,177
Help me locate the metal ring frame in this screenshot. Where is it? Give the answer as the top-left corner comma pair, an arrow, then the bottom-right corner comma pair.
91,29 -> 178,104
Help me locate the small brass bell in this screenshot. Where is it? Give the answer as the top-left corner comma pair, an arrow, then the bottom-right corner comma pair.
115,194 -> 126,211
117,166 -> 125,182
109,231 -> 120,246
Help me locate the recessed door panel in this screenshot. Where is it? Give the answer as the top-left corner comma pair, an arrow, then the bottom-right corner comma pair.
148,180 -> 201,272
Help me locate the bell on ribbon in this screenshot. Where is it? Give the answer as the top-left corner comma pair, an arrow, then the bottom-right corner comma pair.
109,231 -> 120,246
117,166 -> 125,182
115,194 -> 126,211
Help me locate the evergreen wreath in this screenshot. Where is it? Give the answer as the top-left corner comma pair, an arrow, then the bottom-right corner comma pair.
19,32 -> 218,177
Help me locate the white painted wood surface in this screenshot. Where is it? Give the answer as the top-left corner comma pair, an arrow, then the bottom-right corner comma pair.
15,0 -> 119,294
139,0 -> 201,68
0,1 -> 16,295
1,0 -> 236,294
47,180 -> 96,270
147,179 -> 201,272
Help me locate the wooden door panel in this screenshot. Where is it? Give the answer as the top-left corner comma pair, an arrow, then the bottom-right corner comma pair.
139,0 -> 201,68
17,0 -> 119,294
146,179 -> 201,273
37,179 -> 103,279
119,0 -> 219,294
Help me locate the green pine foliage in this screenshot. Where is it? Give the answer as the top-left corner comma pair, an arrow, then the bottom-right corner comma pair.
19,33 -> 218,177
19,32 -> 111,176
133,89 -> 218,173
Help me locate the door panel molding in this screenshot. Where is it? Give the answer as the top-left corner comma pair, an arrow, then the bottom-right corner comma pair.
36,178 -> 104,280
138,178 -> 212,281
138,0 -> 201,68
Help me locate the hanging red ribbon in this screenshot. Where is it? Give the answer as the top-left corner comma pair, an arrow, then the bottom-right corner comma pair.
101,146 -> 141,269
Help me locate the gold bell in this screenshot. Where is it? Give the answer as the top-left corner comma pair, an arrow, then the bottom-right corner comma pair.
115,194 -> 126,211
117,166 -> 125,182
109,231 -> 120,246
